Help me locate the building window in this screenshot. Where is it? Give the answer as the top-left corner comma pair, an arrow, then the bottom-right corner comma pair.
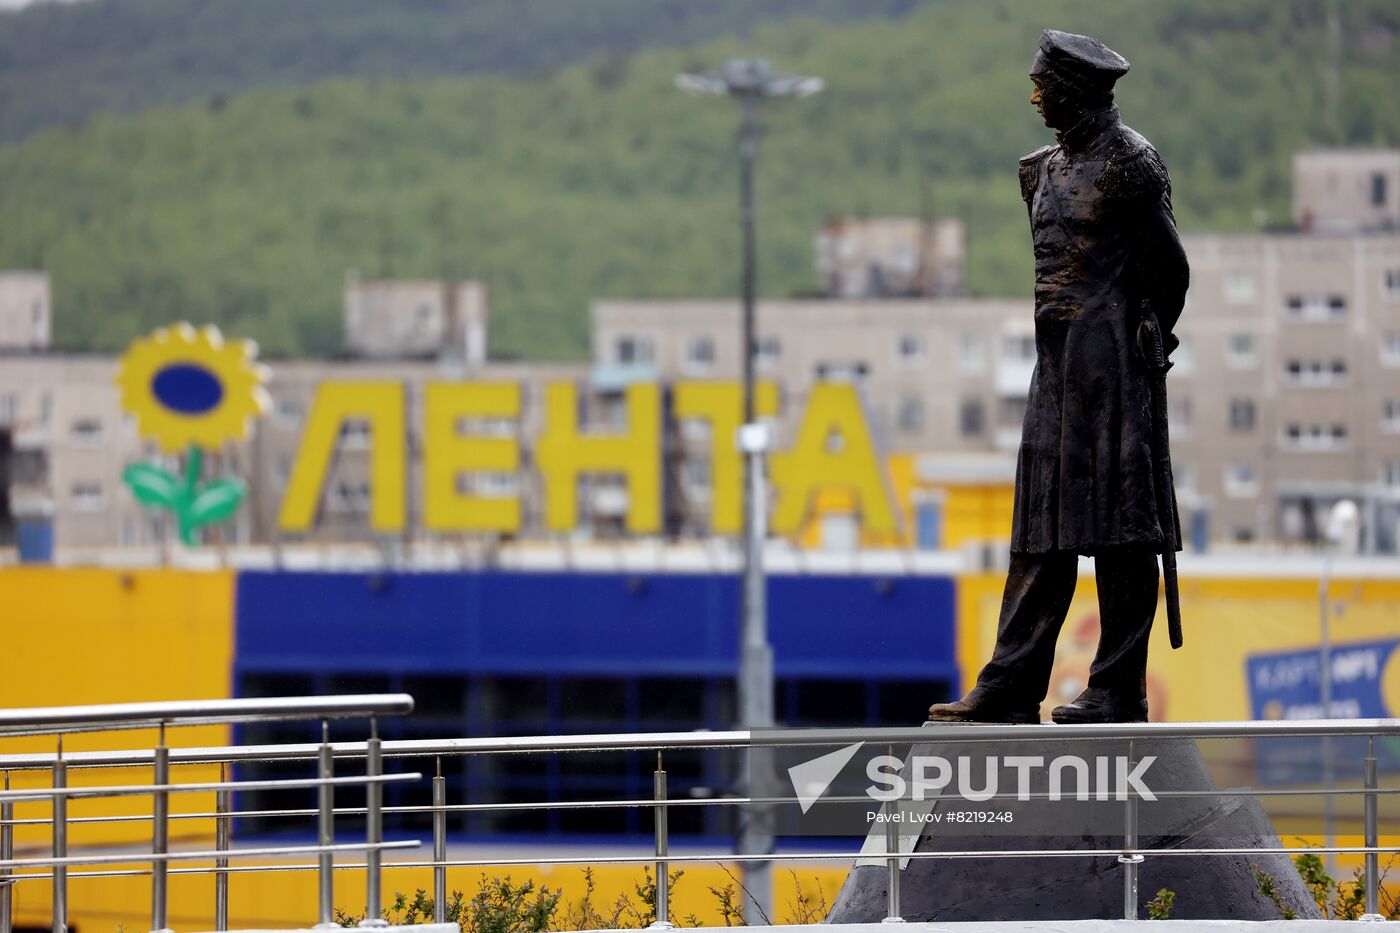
685,336 -> 715,374
897,334 -> 925,364
71,418 -> 103,444
680,418 -> 711,443
1226,332 -> 1258,368
1283,357 -> 1348,387
1385,269 -> 1400,302
959,398 -> 985,437
755,336 -> 781,367
475,417 -> 515,437
958,333 -> 985,373
1224,463 -> 1258,498
0,393 -> 16,425
896,397 -> 924,433
275,454 -> 294,488
339,418 -> 371,449
414,302 -> 435,333
1282,422 -> 1349,451
1224,271 -> 1257,305
1170,335 -> 1194,375
275,396 -> 303,427
71,482 -> 104,511
1232,526 -> 1257,544
814,361 -> 869,383
334,481 -> 371,514
682,459 -> 711,494
1384,399 -> 1400,434
39,392 -> 53,426
614,335 -> 654,365
1384,332 -> 1400,367
1285,294 -> 1347,321
1174,462 -> 1197,492
1001,333 -> 1036,362
1382,462 -> 1400,487
1372,172 -> 1388,207
1168,396 -> 1192,434
474,472 -> 520,498
1228,398 -> 1256,432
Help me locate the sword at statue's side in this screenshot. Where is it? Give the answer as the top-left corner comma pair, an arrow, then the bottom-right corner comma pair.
1140,309 -> 1184,650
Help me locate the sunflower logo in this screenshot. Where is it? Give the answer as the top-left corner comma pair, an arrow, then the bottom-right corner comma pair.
116,323 -> 270,545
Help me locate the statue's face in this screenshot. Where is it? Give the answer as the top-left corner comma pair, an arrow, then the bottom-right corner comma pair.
1030,75 -> 1072,129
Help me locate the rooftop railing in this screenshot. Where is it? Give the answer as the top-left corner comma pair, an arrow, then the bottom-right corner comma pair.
0,704 -> 1393,928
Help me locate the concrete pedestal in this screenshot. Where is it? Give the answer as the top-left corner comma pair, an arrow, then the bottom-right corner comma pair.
826,735 -> 1321,922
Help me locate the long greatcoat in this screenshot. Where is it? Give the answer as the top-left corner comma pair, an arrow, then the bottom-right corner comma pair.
1010,105 -> 1190,555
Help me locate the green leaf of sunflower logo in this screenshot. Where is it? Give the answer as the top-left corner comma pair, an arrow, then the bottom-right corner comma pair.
115,323 -> 270,546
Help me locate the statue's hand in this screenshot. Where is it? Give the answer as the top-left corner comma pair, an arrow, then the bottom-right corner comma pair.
1135,314 -> 1174,375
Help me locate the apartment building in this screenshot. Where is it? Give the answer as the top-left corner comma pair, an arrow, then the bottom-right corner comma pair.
0,278 -> 585,552
594,151 -> 1400,552
814,217 -> 968,299
0,271 -> 50,351
6,151 -> 1400,554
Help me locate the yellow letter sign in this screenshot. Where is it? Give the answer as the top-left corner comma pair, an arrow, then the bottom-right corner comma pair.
535,382 -> 660,533
672,381 -> 779,534
769,382 -> 895,535
423,382 -> 522,532
277,381 -> 405,533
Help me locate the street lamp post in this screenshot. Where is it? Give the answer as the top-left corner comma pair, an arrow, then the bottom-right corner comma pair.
677,59 -> 822,924
1319,498 -> 1359,875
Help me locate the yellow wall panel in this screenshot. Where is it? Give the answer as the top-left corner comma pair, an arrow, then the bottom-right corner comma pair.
0,568 -> 234,925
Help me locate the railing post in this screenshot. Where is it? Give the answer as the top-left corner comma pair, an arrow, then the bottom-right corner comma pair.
1361,735 -> 1384,922
651,752 -> 672,929
433,758 -> 447,924
315,722 -> 338,929
883,746 -> 903,924
52,738 -> 67,933
1,772 -> 12,933
151,724 -> 173,933
215,764 -> 230,932
1119,739 -> 1142,921
359,718 -> 388,928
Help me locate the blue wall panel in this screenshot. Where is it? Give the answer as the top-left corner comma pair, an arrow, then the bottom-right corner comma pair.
234,570 -> 957,681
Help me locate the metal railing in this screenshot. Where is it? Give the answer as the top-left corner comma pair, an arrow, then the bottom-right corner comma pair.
0,710 -> 1394,928
0,694 -> 415,933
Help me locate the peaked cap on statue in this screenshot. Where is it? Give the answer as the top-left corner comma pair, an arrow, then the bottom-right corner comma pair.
1031,29 -> 1130,91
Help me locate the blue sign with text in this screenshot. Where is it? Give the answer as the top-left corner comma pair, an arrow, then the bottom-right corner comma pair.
1246,639 -> 1400,784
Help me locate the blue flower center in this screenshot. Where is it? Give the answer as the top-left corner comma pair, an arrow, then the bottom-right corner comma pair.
151,363 -> 224,415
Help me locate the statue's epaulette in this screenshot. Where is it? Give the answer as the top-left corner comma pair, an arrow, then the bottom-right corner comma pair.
1018,144 -> 1056,203
1096,144 -> 1170,201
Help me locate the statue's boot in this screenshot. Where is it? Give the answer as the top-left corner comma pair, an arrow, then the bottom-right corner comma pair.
928,688 -> 1040,724
1050,687 -> 1147,724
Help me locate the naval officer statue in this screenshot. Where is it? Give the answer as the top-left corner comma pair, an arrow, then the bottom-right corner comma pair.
929,30 -> 1190,725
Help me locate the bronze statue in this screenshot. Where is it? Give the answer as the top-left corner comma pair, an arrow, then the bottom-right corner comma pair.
929,30 -> 1189,725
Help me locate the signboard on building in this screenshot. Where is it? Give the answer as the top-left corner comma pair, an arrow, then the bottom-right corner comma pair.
276,379 -> 899,537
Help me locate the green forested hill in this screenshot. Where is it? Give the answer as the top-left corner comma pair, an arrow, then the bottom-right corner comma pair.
0,0 -> 933,143
1,0 -> 1397,359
